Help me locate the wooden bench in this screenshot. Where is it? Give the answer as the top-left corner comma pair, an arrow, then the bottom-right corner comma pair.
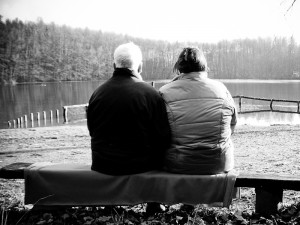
1,163 -> 300,217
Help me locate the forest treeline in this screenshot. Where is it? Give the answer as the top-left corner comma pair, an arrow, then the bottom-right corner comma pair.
1,16 -> 300,84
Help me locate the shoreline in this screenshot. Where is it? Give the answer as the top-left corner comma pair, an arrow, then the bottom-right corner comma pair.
2,78 -> 300,85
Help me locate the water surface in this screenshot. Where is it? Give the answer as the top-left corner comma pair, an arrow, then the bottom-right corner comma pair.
1,80 -> 300,129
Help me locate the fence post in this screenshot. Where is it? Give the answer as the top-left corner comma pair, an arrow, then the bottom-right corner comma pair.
56,109 -> 60,123
37,112 -> 40,127
7,121 -> 11,128
270,99 -> 273,111
24,115 -> 28,128
43,111 -> 47,125
17,118 -> 21,128
239,96 -> 242,113
20,117 -> 23,128
63,106 -> 68,123
85,106 -> 88,118
50,110 -> 53,124
30,113 -> 34,127
13,120 -> 16,128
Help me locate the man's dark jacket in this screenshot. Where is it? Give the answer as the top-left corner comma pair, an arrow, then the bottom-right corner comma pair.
87,68 -> 171,175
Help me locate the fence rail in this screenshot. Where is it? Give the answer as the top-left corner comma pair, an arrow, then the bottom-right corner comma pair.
62,104 -> 88,123
233,95 -> 300,114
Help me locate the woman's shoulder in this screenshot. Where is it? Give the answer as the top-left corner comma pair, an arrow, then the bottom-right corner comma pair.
201,78 -> 230,93
160,77 -> 226,91
159,79 -> 189,93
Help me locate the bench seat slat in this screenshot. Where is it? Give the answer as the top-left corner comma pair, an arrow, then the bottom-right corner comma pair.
236,173 -> 300,191
1,163 -> 300,191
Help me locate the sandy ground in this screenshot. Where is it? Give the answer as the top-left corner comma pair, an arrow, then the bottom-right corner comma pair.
1,123 -> 300,208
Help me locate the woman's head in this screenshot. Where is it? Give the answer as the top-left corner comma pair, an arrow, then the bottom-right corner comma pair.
173,47 -> 207,74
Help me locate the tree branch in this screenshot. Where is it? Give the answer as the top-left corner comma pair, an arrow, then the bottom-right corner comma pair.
286,0 -> 297,13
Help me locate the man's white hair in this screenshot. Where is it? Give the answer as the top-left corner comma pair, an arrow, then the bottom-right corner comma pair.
114,42 -> 142,70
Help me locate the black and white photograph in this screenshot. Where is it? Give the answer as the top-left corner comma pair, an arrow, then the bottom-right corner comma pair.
0,0 -> 300,224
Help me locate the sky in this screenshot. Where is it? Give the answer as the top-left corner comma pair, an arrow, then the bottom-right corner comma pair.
0,0 -> 300,44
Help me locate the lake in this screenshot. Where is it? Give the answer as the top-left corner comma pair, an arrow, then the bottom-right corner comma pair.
1,79 -> 300,129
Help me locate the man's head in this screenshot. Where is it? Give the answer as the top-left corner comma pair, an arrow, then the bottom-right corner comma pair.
173,47 -> 208,74
114,42 -> 143,73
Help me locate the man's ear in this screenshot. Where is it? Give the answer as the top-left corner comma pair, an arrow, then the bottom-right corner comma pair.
113,63 -> 116,69
138,62 -> 143,73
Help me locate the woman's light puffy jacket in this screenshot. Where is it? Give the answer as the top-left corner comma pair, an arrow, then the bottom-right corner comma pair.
159,72 -> 237,174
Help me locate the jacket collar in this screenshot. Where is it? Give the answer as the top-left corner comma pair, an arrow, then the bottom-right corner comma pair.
172,72 -> 208,81
113,68 -> 142,80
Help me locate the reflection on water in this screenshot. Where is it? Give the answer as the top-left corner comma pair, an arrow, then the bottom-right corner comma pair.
0,81 -> 99,129
238,112 -> 300,126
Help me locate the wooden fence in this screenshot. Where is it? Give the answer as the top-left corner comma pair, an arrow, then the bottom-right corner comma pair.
7,109 -> 61,129
233,95 -> 300,114
62,104 -> 88,123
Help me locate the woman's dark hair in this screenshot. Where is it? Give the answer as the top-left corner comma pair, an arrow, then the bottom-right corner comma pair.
173,47 -> 207,74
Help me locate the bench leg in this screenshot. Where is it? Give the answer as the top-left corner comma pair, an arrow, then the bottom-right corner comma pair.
255,187 -> 283,217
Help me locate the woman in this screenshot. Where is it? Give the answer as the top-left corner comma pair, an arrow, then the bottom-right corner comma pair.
159,47 -> 237,175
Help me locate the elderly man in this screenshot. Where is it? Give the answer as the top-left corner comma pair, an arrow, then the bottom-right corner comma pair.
87,42 -> 171,175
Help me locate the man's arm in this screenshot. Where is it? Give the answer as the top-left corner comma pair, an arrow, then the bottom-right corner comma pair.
155,98 -> 171,147
150,95 -> 172,157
